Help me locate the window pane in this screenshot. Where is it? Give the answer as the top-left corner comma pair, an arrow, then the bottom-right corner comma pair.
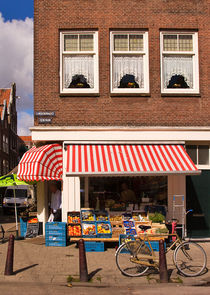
129,35 -> 143,51
198,146 -> 209,165
186,146 -> 197,164
113,55 -> 144,88
163,35 -> 178,51
114,35 -> 128,51
63,55 -> 94,88
179,35 -> 193,51
64,35 -> 78,51
163,55 -> 193,89
80,35 -> 94,51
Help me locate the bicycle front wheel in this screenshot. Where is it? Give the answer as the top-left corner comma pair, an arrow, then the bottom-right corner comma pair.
174,242 -> 207,277
116,241 -> 151,277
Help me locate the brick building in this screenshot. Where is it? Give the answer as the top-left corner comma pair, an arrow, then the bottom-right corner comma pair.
26,0 -> 210,238
20,136 -> 33,149
0,83 -> 25,176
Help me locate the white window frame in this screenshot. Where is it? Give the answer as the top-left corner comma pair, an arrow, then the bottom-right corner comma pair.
110,31 -> 149,94
160,31 -> 199,94
60,31 -> 99,94
186,145 -> 210,169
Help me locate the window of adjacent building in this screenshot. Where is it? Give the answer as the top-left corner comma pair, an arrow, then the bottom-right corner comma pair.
110,31 -> 149,93
60,31 -> 99,94
160,32 -> 199,94
186,145 -> 210,167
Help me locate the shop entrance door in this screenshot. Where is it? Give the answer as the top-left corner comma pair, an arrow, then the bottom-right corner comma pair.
186,170 -> 210,238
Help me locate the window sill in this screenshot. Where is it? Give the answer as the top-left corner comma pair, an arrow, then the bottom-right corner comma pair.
161,93 -> 201,97
60,93 -> 100,97
110,93 -> 150,97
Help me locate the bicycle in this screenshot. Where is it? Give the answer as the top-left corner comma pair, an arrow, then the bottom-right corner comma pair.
0,224 -> 5,243
116,229 -> 207,278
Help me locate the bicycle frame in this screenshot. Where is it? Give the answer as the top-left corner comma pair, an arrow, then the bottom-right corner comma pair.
124,233 -> 183,269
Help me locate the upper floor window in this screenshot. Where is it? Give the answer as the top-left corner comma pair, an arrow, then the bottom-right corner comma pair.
3,135 -> 9,154
110,31 -> 149,94
60,31 -> 99,94
160,32 -> 199,94
186,145 -> 210,168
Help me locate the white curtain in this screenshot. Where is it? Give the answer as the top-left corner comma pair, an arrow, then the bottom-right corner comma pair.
163,55 -> 193,88
113,55 -> 144,88
63,55 -> 94,88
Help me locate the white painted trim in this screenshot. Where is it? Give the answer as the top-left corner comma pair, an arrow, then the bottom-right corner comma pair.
160,31 -> 199,94
110,31 -> 149,94
31,126 -> 210,142
60,31 -> 99,94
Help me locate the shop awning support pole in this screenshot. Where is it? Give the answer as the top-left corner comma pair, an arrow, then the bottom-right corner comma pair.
84,177 -> 89,208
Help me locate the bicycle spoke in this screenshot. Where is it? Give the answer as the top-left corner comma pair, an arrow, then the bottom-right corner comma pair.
174,242 -> 207,277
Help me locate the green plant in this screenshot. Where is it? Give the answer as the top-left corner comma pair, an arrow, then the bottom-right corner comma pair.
149,212 -> 165,223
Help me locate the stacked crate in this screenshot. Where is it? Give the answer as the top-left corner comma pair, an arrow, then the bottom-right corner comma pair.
45,222 -> 67,247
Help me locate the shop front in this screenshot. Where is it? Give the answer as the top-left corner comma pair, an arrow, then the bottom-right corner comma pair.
17,139 -> 201,243
62,143 -> 199,242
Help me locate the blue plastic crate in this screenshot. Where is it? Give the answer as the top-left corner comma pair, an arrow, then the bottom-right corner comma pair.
45,235 -> 66,242
119,234 -> 135,253
96,221 -> 112,238
45,240 -> 66,247
82,222 -> 97,238
85,241 -> 104,252
81,210 -> 96,222
145,241 -> 166,252
125,228 -> 136,235
45,222 -> 66,231
95,211 -> 109,222
20,218 -> 27,237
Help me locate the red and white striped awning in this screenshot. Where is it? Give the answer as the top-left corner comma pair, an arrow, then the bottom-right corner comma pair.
66,144 -> 199,175
18,144 -> 63,181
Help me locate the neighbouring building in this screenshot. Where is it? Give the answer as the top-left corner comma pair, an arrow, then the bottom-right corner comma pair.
0,83 -> 25,176
18,0 -> 210,238
20,136 -> 33,150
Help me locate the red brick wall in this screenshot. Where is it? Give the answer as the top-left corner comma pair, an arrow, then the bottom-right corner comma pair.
34,0 -> 210,127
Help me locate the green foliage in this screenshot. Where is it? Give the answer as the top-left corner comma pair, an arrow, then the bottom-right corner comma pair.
149,212 -> 165,223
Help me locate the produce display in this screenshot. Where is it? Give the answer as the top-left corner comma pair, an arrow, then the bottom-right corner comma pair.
109,215 -> 122,222
82,223 -> 97,236
123,221 -> 135,228
81,210 -> 95,222
97,223 -> 112,234
68,215 -> 81,224
68,224 -> 82,236
95,212 -> 109,221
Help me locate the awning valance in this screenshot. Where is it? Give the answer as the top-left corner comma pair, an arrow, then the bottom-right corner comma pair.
18,144 -> 63,181
66,144 -> 199,175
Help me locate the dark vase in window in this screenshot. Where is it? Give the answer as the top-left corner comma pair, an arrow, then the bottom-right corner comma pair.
118,74 -> 139,88
68,74 -> 90,88
167,74 -> 189,88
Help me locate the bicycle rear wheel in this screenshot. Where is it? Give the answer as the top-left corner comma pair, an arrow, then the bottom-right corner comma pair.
116,240 -> 152,277
174,241 -> 207,277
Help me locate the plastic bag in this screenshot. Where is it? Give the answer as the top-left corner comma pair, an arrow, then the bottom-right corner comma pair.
48,213 -> 54,222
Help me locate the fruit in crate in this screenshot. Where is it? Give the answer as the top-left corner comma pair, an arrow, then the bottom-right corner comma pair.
68,215 -> 81,224
96,214 -> 108,221
97,223 -> 111,234
110,215 -> 122,222
81,211 -> 95,221
82,224 -> 96,236
68,225 -> 81,236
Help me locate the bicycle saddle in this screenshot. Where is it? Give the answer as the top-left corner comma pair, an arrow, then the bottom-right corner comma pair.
138,225 -> 151,231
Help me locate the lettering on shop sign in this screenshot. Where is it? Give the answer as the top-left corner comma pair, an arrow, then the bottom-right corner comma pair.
38,118 -> 52,124
35,111 -> 55,117
25,222 -> 39,238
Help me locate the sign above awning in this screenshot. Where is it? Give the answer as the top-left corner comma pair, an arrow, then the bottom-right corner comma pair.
18,144 -> 63,181
66,144 -> 199,176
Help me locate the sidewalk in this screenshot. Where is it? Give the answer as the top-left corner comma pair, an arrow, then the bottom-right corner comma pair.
0,237 -> 210,289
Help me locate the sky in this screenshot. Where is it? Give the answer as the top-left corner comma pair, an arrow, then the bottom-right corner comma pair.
0,0 -> 34,135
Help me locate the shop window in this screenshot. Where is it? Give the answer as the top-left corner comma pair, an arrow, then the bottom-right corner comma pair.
186,145 -> 210,167
60,31 -> 99,94
160,32 -> 199,94
110,31 -> 149,93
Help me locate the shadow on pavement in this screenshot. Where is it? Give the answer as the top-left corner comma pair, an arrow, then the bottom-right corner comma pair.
14,264 -> 39,275
88,268 -> 102,281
